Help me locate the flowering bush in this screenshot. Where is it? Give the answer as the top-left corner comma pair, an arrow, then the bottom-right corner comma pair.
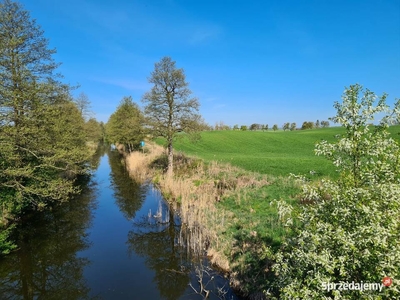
273,84 -> 400,299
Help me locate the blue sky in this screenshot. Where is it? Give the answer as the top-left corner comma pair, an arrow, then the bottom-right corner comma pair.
19,0 -> 400,127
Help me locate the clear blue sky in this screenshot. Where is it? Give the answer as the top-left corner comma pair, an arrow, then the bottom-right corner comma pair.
19,0 -> 400,127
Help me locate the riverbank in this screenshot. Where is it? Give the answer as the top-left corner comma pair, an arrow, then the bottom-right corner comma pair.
124,142 -> 301,298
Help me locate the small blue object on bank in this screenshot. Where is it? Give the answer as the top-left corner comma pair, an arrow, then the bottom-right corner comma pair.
140,141 -> 145,147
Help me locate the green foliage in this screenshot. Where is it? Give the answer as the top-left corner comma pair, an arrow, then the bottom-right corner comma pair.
282,122 -> 290,131
84,118 -> 103,143
272,124 -> 278,131
0,224 -> 16,254
321,120 -> 330,128
240,125 -> 248,131
105,96 -> 145,152
0,0 -> 90,251
273,84 -> 400,299
290,122 -> 296,131
250,123 -> 261,131
301,121 -> 315,130
213,172 -> 300,296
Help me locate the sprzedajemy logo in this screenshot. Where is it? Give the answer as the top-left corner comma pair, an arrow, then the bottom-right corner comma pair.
321,277 -> 393,292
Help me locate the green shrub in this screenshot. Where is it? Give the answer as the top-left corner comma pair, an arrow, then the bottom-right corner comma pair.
273,84 -> 400,299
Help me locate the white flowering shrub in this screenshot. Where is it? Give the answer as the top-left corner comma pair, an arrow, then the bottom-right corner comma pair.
273,84 -> 400,299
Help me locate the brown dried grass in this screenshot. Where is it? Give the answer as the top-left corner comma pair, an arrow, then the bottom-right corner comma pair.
125,144 -> 270,274
125,142 -> 165,183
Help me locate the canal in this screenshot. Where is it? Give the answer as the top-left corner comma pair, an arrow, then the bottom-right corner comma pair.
0,147 -> 240,300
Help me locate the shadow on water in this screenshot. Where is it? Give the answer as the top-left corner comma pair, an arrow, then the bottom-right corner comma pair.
0,146 -> 240,300
126,202 -> 189,300
107,150 -> 147,220
0,175 -> 99,299
109,148 -> 240,300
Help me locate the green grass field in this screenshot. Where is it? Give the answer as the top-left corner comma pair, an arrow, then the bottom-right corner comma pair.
163,125 -> 400,178
156,125 -> 400,295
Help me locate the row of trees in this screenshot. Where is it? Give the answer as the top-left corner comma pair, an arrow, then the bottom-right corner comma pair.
0,0 -> 102,253
214,121 -> 330,131
301,120 -> 330,130
105,56 -> 202,177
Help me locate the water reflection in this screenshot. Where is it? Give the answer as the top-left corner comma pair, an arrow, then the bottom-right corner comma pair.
0,148 -> 240,300
108,150 -> 147,220
127,216 -> 189,300
0,181 -> 98,300
107,149 -> 240,299
108,150 -> 189,299
89,144 -> 109,172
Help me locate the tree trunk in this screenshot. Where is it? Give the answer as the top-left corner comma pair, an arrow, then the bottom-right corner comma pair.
167,141 -> 173,177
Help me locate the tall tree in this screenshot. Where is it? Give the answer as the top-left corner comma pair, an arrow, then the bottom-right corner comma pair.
106,96 -> 145,152
282,122 -> 290,131
250,123 -> 258,131
321,120 -> 330,128
0,0 -> 89,218
272,124 -> 278,131
74,92 -> 92,121
84,117 -> 103,143
142,57 -> 200,176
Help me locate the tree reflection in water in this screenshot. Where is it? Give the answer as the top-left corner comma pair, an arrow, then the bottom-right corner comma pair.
0,165 -> 100,300
108,150 -> 189,299
126,218 -> 190,300
108,150 -> 147,220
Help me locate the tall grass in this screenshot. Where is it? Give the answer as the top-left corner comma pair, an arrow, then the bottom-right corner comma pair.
124,126 -> 400,297
125,142 -> 165,183
125,144 -> 300,296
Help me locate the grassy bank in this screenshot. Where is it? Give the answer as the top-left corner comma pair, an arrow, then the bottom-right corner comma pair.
125,125 -> 400,298
125,143 -> 301,298
160,125 -> 400,178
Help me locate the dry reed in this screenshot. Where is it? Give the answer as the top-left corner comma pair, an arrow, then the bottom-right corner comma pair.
125,143 -> 270,276
125,142 -> 165,183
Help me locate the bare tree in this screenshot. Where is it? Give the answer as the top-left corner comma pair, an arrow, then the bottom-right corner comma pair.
74,92 -> 93,121
142,57 -> 200,176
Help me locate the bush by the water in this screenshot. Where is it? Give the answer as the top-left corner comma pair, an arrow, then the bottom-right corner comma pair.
271,84 -> 400,299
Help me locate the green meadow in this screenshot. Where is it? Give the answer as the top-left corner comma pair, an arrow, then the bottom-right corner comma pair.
168,125 -> 400,179
156,125 -> 400,295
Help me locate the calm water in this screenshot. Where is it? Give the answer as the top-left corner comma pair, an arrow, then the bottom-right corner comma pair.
0,148 -> 240,300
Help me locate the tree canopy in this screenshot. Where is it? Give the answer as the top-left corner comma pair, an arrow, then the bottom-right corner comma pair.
106,96 -> 145,152
142,56 -> 200,176
0,0 -> 90,230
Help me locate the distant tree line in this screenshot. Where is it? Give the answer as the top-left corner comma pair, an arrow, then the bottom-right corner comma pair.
212,120 -> 330,132
301,120 -> 330,130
